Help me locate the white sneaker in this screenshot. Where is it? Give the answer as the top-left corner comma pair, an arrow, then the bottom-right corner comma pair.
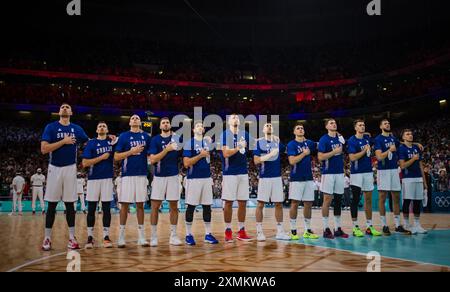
410,226 -> 418,235
150,236 -> 158,247
169,234 -> 182,246
8,212 -> 15,216
42,238 -> 52,251
415,225 -> 428,234
276,232 -> 291,241
117,236 -> 126,248
257,232 -> 266,242
137,238 -> 150,247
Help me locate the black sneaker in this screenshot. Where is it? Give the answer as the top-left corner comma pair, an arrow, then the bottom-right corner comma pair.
382,226 -> 391,236
85,236 -> 94,249
323,228 -> 334,239
42,210 -> 46,215
395,225 -> 412,235
334,227 -> 349,238
32,211 -> 36,215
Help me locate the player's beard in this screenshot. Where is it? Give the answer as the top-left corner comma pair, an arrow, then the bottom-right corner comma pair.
162,128 -> 171,133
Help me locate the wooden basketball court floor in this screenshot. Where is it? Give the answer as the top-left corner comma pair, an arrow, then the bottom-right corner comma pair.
1,208 -> 450,272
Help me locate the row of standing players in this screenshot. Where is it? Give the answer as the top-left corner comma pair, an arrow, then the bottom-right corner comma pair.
39,104 -> 428,251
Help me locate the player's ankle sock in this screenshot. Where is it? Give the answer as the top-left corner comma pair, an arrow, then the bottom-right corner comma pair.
45,228 -> 52,240
69,227 -> 75,240
170,224 -> 177,237
151,224 -> 157,238
289,219 -> 297,231
394,215 -> 401,227
138,225 -> 145,239
225,223 -> 232,230
366,219 -> 372,227
334,216 -> 342,229
322,217 -> 329,229
103,227 -> 110,238
204,222 -> 211,235
304,218 -> 311,231
238,222 -> 245,230
380,216 -> 387,227
276,222 -> 284,234
87,227 -> 94,237
256,222 -> 263,233
403,216 -> 410,229
414,217 -> 420,227
185,222 -> 193,236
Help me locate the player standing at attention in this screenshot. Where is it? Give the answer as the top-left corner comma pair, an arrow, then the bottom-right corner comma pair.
287,123 -> 319,240
82,121 -> 116,248
253,123 -> 290,241
41,103 -> 89,251
374,119 -> 411,235
398,129 -> 428,234
75,172 -> 87,214
219,114 -> 254,242
149,117 -> 183,246
31,168 -> 46,215
114,115 -> 152,248
182,121 -> 219,245
347,119 -> 381,237
10,172 -> 25,216
318,119 -> 349,239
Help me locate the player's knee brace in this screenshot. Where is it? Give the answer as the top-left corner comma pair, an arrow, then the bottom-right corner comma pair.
87,201 -> 97,227
202,205 -> 212,222
45,202 -> 58,228
402,199 -> 411,214
413,200 -> 421,216
185,205 -> 196,223
350,186 -> 362,218
333,194 -> 342,216
64,202 -> 76,227
102,202 -> 111,227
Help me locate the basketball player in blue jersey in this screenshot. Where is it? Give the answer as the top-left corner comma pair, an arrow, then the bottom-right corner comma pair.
182,121 -> 219,245
318,119 -> 349,239
374,119 -> 411,235
41,103 -> 89,251
219,114 -> 254,242
347,119 -> 381,237
287,123 -> 319,240
114,115 -> 152,248
149,117 -> 182,246
398,129 -> 428,234
82,121 -> 116,249
253,123 -> 290,241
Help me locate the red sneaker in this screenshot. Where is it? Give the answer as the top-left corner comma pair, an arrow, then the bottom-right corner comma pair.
236,228 -> 252,241
334,228 -> 349,238
225,228 -> 234,243
67,238 -> 80,250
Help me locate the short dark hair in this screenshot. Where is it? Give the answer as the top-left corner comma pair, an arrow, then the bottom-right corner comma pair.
192,120 -> 203,129
97,121 -> 107,126
353,119 -> 365,128
400,128 -> 413,141
324,118 -> 335,127
60,102 -> 71,107
293,122 -> 304,130
380,118 -> 389,126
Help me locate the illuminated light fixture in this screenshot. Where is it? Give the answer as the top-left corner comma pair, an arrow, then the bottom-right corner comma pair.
207,96 -> 212,99
120,115 -> 131,119
19,111 -> 31,114
439,99 -> 447,104
243,96 -> 248,100
383,87 -> 387,91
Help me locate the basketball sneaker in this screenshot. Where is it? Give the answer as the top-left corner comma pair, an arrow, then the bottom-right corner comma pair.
323,228 -> 334,239
150,236 -> 158,247
257,232 -> 266,242
334,228 -> 349,238
42,210 -> 46,215
67,238 -> 80,250
117,235 -> 126,248
42,238 -> 52,251
276,232 -> 291,241
225,228 -> 234,243
382,226 -> 391,236
366,226 -> 382,236
170,234 -> 183,246
303,230 -> 319,239
204,233 -> 219,244
185,234 -> 196,246
236,228 -> 252,241
395,225 -> 412,235
137,238 -> 150,247
103,236 -> 113,248
290,232 -> 300,240
85,236 -> 94,249
412,225 -> 428,234
352,226 -> 365,237
32,211 -> 36,215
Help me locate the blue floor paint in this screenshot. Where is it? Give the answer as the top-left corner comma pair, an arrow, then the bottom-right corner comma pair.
285,229 -> 450,267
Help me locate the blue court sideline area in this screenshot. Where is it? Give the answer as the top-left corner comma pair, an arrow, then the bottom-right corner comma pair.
283,229 -> 450,268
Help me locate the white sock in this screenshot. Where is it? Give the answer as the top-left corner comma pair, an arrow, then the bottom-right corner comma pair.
103,227 -> 110,238
138,225 -> 145,240
256,222 -> 263,233
185,222 -> 193,235
394,215 -> 401,227
69,227 -> 75,240
119,225 -> 125,239
276,222 -> 284,234
304,218 -> 311,231
238,222 -> 245,230
414,217 -> 421,227
380,216 -> 387,227
87,227 -> 94,237
290,219 -> 297,231
170,224 -> 177,236
226,223 -> 232,230
366,219 -> 372,227
45,228 -> 52,240
322,217 -> 329,229
204,222 -> 211,235
334,216 -> 342,229
151,224 -> 157,238
403,216 -> 410,228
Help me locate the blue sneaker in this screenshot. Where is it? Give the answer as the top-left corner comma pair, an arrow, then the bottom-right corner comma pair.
185,234 -> 196,245
204,233 -> 219,244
